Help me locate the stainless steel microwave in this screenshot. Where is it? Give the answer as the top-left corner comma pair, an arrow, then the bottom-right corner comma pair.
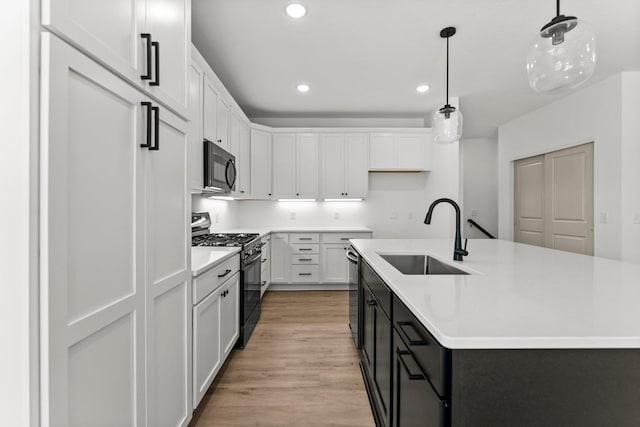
204,140 -> 236,193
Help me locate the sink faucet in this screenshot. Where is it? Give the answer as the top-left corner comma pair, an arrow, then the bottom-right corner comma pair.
424,198 -> 469,261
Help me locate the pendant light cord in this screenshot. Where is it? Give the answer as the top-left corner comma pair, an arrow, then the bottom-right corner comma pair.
556,0 -> 560,17
446,36 -> 449,106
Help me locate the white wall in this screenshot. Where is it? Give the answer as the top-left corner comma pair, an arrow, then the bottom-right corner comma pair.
460,138 -> 498,238
225,141 -> 460,238
498,72 -> 640,263
191,195 -> 239,231
0,1 -> 38,426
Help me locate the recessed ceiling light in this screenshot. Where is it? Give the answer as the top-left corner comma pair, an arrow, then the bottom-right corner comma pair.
416,85 -> 430,93
297,84 -> 310,93
286,2 -> 307,18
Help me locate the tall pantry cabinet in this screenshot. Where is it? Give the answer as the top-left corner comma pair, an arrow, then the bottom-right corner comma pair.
39,0 -> 191,424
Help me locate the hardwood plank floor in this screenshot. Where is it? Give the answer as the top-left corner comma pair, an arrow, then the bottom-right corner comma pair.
190,290 -> 375,427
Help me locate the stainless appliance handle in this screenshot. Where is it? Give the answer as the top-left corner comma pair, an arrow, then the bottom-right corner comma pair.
346,251 -> 358,264
244,252 -> 262,266
225,159 -> 237,190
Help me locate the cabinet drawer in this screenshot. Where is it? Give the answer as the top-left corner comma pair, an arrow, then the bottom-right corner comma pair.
393,295 -> 450,398
290,233 -> 320,243
291,265 -> 320,282
193,255 -> 240,305
291,244 -> 319,254
322,232 -> 371,244
292,254 -> 320,265
362,261 -> 391,318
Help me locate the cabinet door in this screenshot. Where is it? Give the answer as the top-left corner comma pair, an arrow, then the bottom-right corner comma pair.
216,97 -> 230,150
228,113 -> 240,157
296,134 -> 319,198
203,75 -> 218,143
321,134 -> 345,198
220,273 -> 240,359
42,0 -> 145,93
396,134 -> 425,170
238,124 -> 251,196
270,233 -> 291,284
362,285 -> 375,370
322,244 -> 349,283
192,288 -> 221,408
373,303 -> 393,426
145,107 -> 191,427
250,129 -> 272,199
188,60 -> 204,191
273,134 -> 296,198
369,134 -> 395,170
145,0 -> 189,116
41,34 -> 146,427
344,134 -> 368,198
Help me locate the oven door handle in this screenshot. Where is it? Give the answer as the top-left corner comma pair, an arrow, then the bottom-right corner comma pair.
244,252 -> 262,266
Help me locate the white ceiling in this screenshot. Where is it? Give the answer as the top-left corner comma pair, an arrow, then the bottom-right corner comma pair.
192,0 -> 640,137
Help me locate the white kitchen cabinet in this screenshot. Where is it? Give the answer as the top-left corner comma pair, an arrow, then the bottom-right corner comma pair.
369,133 -> 431,171
273,134 -> 319,199
145,106 -> 191,427
229,113 -> 241,157
43,0 -> 190,117
192,285 -> 222,408
322,244 -> 350,283
203,74 -> 218,145
270,233 -> 291,283
220,273 -> 240,359
217,97 -> 230,150
250,129 -> 273,199
273,134 -> 297,198
188,59 -> 204,192
321,134 -> 368,199
40,34 -> 190,427
237,123 -> 251,197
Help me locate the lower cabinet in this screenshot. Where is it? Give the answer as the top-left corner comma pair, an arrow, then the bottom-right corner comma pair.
193,271 -> 240,408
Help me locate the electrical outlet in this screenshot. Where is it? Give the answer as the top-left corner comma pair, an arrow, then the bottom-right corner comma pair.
408,212 -> 414,220
290,212 -> 296,220
634,213 -> 640,225
390,212 -> 398,220
599,212 -> 609,224
471,209 -> 479,217
333,212 -> 340,220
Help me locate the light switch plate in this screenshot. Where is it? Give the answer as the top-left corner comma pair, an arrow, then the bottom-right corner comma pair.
633,213 -> 640,225
599,212 -> 609,224
471,209 -> 479,217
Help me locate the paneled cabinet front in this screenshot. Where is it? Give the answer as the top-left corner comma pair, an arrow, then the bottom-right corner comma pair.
41,34 -> 190,427
321,134 -> 368,199
250,129 -> 273,199
272,134 -> 319,199
369,133 -> 432,172
43,0 -> 190,117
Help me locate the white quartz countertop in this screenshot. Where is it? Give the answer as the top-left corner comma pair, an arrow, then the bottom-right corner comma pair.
191,247 -> 240,277
216,226 -> 373,238
350,238 -> 640,350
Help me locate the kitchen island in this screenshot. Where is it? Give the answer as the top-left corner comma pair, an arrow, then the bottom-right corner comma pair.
350,239 -> 640,427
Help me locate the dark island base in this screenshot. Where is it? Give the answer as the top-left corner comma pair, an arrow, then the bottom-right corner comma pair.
451,348 -> 640,427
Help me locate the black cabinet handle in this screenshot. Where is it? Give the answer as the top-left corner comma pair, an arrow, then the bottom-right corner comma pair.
217,269 -> 232,278
298,273 -> 312,276
140,34 -> 152,80
299,238 -> 313,241
140,102 -> 152,148
150,41 -> 160,86
268,193 -> 272,196
397,350 -> 425,380
299,258 -> 312,261
296,193 -> 300,196
299,248 -> 313,251
396,321 -> 428,346
150,106 -> 159,151
217,139 -> 222,143
340,238 -> 351,241
261,258 -> 267,263
367,299 -> 377,306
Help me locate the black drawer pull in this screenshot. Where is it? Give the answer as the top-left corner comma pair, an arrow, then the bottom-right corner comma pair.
150,106 -> 159,151
299,237 -> 313,241
397,350 -> 425,380
299,248 -> 313,251
150,41 -> 160,86
140,102 -> 152,148
298,273 -> 312,276
299,258 -> 312,261
217,269 -> 232,278
397,321 -> 428,346
367,299 -> 377,307
140,33 -> 152,80
340,237 -> 351,240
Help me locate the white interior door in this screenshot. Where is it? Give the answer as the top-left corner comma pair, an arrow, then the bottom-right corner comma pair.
514,143 -> 594,255
145,107 -> 191,427
41,34 -> 145,427
545,144 -> 594,255
514,155 -> 546,247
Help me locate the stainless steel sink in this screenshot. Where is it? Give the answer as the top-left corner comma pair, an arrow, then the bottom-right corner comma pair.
380,254 -> 469,275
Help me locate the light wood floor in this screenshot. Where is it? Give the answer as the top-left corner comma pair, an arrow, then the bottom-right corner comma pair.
190,290 -> 375,427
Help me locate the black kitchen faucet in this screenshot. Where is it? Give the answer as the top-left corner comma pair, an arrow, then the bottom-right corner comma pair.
424,198 -> 469,261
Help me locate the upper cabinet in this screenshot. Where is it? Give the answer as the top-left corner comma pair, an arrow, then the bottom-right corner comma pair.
42,0 -> 190,117
237,123 -> 251,197
321,134 -> 368,199
203,74 -> 230,151
188,60 -> 204,192
250,129 -> 273,199
369,132 -> 432,171
273,134 -> 319,199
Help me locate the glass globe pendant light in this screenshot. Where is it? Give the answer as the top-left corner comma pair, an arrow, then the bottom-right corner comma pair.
527,0 -> 596,93
433,27 -> 463,144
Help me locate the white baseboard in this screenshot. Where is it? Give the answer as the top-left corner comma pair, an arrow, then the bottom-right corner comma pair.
268,283 -> 349,291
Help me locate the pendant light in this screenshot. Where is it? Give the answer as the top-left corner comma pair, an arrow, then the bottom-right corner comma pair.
433,27 -> 463,144
526,0 -> 596,93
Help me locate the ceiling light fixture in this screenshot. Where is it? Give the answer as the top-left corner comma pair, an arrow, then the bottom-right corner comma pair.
286,2 -> 307,19
416,85 -> 430,93
526,0 -> 596,93
432,27 -> 463,144
297,83 -> 310,93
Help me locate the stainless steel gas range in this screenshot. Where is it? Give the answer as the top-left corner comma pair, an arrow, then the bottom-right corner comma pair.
191,212 -> 263,348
